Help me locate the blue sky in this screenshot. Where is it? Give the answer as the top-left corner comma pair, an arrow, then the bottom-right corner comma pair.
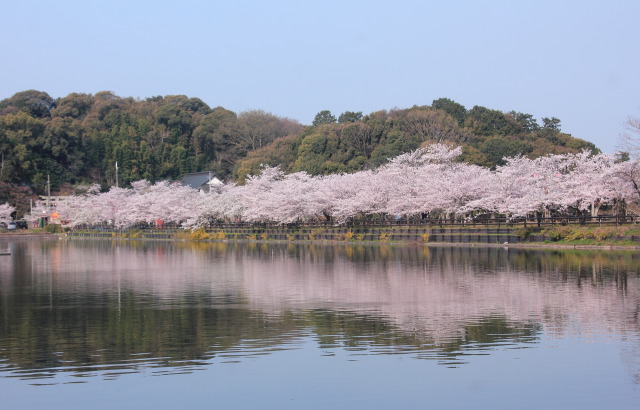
2,0 -> 638,153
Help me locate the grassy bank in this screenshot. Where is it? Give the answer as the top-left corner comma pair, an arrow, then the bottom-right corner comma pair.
515,224 -> 640,246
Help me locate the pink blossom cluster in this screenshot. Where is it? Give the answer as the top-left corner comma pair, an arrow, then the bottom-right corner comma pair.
0,203 -> 15,225
35,145 -> 640,228
38,181 -> 200,228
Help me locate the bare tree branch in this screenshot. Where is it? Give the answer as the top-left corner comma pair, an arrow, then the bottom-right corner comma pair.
618,115 -> 640,158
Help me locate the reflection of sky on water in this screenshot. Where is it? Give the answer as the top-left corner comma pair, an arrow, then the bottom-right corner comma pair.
2,335 -> 639,410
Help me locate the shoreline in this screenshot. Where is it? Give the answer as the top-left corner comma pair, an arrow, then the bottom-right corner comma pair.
3,231 -> 639,250
65,235 -> 640,251
0,232 -> 59,239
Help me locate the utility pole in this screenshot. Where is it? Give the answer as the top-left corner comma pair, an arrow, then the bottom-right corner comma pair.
47,174 -> 51,212
116,161 -> 119,188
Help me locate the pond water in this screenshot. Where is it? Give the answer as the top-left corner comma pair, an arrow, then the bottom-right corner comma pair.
0,238 -> 639,409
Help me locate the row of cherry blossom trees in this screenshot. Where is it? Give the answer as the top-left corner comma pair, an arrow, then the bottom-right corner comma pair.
31,145 -> 640,229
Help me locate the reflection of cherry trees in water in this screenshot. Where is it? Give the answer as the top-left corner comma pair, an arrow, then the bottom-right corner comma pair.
1,241 -> 639,383
30,144 -> 640,228
238,246 -> 640,345
5,241 -> 638,343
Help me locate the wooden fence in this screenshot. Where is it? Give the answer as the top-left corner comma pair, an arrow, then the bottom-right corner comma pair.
192,214 -> 638,229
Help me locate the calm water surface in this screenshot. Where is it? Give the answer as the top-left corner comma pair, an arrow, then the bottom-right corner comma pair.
0,238 -> 639,409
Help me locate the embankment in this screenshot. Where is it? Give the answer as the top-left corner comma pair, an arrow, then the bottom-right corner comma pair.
64,223 -> 640,248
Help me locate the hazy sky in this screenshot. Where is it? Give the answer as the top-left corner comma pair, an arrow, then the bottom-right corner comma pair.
2,0 -> 638,153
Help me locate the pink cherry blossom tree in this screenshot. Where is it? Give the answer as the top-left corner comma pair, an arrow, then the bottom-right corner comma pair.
184,188 -> 245,228
53,184 -> 102,227
33,143 -> 640,229
0,203 -> 15,225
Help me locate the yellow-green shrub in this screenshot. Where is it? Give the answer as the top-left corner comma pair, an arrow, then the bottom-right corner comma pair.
189,228 -> 210,241
211,231 -> 226,240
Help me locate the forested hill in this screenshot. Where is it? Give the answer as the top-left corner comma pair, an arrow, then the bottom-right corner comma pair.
0,90 -> 302,188
1,90 -> 597,198
234,101 -> 598,182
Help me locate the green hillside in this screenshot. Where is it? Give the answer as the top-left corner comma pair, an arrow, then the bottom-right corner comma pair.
0,91 -> 598,214
235,99 -> 598,182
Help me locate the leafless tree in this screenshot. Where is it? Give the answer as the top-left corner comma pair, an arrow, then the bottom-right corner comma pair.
238,110 -> 302,151
618,115 -> 640,158
401,108 -> 467,144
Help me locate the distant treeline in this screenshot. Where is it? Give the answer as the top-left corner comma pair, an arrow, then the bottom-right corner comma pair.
0,90 -> 597,209
236,101 -> 598,182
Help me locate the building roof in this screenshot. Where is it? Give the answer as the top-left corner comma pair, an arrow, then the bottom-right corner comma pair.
181,171 -> 222,191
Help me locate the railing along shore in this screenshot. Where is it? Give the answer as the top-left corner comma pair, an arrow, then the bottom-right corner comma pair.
64,214 -> 640,245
